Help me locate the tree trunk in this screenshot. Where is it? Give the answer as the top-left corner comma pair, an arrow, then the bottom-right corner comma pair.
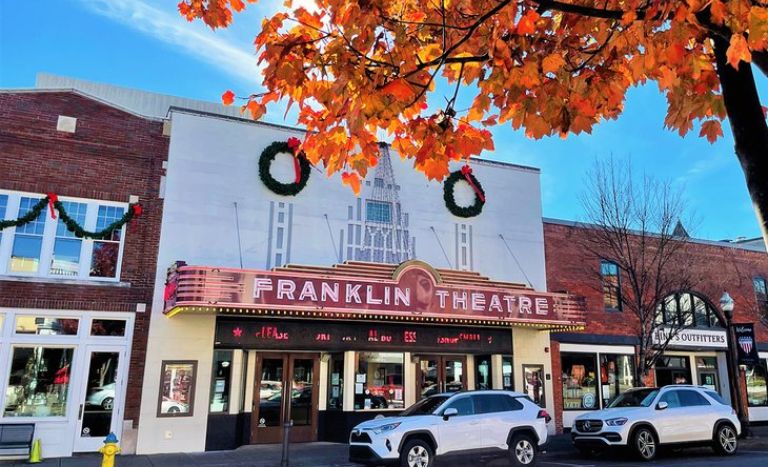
712,34 -> 768,249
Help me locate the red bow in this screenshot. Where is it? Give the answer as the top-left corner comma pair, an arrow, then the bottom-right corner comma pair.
287,137 -> 301,151
286,138 -> 303,184
460,165 -> 485,202
132,204 -> 143,218
47,193 -> 58,219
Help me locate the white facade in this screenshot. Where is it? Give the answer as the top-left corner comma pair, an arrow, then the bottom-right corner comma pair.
136,109 -> 549,454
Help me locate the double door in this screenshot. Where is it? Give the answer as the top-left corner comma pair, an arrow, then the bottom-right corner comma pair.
416,355 -> 466,399
251,353 -> 319,444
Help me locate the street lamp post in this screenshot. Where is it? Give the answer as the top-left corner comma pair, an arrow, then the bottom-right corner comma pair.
720,292 -> 749,437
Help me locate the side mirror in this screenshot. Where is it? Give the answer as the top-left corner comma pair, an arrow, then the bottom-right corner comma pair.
442,408 -> 458,421
656,401 -> 668,410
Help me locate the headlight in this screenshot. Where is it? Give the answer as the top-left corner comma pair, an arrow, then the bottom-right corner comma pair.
605,417 -> 628,426
371,422 -> 401,434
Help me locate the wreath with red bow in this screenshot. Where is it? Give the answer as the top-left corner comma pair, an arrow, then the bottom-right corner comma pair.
443,165 -> 486,218
258,138 -> 311,196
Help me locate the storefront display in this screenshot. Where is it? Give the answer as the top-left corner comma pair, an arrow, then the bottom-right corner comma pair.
356,352 -> 404,409
746,360 -> 768,407
5,347 -> 74,417
561,353 -> 598,410
523,364 -> 545,406
599,354 -> 634,407
158,361 -> 196,417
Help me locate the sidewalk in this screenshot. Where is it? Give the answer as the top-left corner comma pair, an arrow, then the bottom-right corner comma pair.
4,425 -> 767,467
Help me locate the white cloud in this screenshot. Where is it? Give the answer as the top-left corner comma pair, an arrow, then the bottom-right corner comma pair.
79,0 -> 263,86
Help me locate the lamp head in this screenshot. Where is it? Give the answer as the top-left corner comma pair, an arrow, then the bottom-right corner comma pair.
719,291 -> 734,319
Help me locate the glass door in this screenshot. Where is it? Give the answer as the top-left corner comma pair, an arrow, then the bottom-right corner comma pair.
251,353 -> 319,444
73,347 -> 126,452
416,355 -> 466,399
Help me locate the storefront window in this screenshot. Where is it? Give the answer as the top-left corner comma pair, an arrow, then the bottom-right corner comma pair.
327,353 -> 344,410
158,361 -> 196,417
655,355 -> 691,386
502,356 -> 513,390
696,357 -> 720,392
5,347 -> 74,417
562,353 -> 598,410
210,351 -> 232,413
599,354 -> 634,407
355,352 -> 403,410
475,355 -> 492,390
90,319 -> 126,336
15,316 -> 79,335
746,361 -> 768,407
523,364 -> 545,406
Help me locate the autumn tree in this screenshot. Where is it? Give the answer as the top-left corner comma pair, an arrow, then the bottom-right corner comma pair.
180,0 -> 768,245
579,158 -> 699,386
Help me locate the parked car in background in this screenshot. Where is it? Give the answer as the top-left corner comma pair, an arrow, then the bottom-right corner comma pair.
349,390 -> 550,467
571,385 -> 740,461
161,396 -> 189,414
86,382 -> 115,410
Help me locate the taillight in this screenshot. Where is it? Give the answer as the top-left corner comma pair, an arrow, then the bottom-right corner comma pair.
538,409 -> 552,423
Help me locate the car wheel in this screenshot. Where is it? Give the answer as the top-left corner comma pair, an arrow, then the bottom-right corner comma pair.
101,397 -> 114,411
632,427 -> 657,461
712,424 -> 738,456
168,406 -> 180,413
509,433 -> 537,466
399,438 -> 433,467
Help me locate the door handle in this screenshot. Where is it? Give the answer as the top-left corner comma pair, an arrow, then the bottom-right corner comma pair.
78,404 -> 84,421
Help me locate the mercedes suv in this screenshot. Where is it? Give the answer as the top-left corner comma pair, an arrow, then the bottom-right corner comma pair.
571,385 -> 740,461
349,390 -> 550,467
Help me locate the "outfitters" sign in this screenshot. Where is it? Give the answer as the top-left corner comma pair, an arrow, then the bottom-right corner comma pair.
652,328 -> 727,349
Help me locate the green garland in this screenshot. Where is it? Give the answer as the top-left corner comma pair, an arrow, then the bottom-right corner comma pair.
258,141 -> 311,196
0,195 -> 142,240
443,169 -> 486,218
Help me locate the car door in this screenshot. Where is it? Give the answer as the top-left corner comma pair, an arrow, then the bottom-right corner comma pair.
654,390 -> 687,443
677,389 -> 715,441
436,395 -> 483,455
474,393 -> 524,449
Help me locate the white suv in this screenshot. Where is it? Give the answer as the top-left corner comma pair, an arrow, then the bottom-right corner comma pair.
349,390 -> 550,467
572,385 -> 741,461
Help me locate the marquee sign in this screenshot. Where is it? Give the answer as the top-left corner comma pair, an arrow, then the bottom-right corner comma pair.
164,260 -> 586,328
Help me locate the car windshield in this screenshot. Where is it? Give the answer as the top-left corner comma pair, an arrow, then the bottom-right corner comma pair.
400,396 -> 450,416
608,389 -> 659,408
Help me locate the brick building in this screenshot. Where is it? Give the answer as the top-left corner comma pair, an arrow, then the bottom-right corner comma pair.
0,89 -> 167,456
544,219 -> 768,432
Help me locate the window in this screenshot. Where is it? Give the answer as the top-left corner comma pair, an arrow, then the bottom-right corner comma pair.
502,356 -> 514,391
523,364 -> 545,406
355,352 -> 404,410
600,260 -> 622,310
327,353 -> 344,410
678,390 -> 711,406
475,355 -> 492,390
754,277 -> 768,321
746,361 -> 768,407
210,351 -> 232,413
50,201 -> 87,276
655,292 -> 721,328
15,316 -> 79,335
705,390 -> 729,405
599,354 -> 635,407
5,347 -> 75,417
10,197 -> 46,273
90,319 -> 126,336
444,396 -> 474,415
562,353 -> 598,410
474,394 -> 523,413
0,191 -> 129,281
365,201 -> 392,223
158,361 -> 197,417
659,390 -> 682,408
90,206 -> 125,278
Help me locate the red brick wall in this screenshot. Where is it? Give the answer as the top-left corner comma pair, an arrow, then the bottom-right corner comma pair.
544,221 -> 768,343
0,91 -> 168,424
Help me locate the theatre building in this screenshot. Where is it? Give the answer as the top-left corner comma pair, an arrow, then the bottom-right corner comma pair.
0,89 -> 167,456
135,107 -> 586,453
544,219 -> 768,432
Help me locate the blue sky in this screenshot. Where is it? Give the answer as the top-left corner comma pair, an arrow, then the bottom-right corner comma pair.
1,0 -> 765,241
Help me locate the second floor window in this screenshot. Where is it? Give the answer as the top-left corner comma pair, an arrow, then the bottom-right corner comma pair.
600,260 -> 622,311
0,191 -> 128,281
754,277 -> 768,321
366,200 -> 392,223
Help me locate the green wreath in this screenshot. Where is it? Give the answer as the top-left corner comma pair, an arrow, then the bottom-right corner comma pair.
258,140 -> 311,196
443,168 -> 485,218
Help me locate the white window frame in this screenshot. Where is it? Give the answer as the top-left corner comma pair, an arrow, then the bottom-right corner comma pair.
0,190 -> 128,282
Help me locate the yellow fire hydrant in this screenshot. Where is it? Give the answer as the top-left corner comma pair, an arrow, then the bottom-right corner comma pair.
98,433 -> 121,467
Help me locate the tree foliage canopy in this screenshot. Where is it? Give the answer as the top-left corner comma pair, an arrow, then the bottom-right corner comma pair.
179,0 -> 768,193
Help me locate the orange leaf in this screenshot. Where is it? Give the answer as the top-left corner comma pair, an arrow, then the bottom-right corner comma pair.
516,10 -> 540,35
726,34 -> 752,69
341,171 -> 362,195
621,10 -> 637,26
699,120 -> 724,143
382,79 -> 416,101
222,90 -> 235,106
711,0 -> 727,25
542,54 -> 566,74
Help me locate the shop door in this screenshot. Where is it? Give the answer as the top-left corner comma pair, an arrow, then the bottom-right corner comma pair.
251,353 -> 319,444
73,347 -> 126,452
416,355 -> 467,399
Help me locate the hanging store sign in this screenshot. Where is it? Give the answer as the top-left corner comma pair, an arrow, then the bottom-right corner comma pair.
652,327 -> 727,349
734,323 -> 760,365
216,319 -> 512,353
164,261 -> 586,328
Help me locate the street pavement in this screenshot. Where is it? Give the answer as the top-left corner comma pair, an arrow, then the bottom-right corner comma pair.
2,426 -> 767,466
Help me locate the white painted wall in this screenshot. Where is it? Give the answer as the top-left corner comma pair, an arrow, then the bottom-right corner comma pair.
136,109 -> 547,454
